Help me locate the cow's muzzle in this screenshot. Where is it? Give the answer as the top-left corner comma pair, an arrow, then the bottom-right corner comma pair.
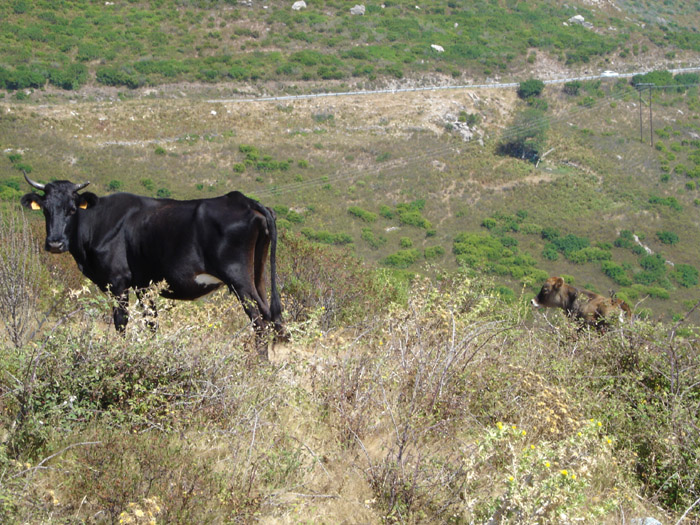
46,241 -> 66,253
531,298 -> 542,308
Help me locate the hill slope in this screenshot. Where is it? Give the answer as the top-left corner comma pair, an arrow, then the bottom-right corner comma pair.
0,0 -> 699,92
3,75 -> 700,321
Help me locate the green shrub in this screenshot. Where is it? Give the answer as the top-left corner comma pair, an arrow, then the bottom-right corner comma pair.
482,218 -> 498,230
379,205 -> 394,219
631,284 -> 670,299
541,227 -> 560,242
301,228 -> 352,245
552,234 -> 590,256
348,206 -> 377,223
517,78 -> 545,99
602,261 -> 632,286
397,210 -> 431,229
424,246 -> 445,259
671,264 -> 699,288
481,213 -> 520,234
614,230 -> 635,249
48,63 -> 88,90
632,70 -> 674,87
656,231 -> 679,245
383,249 -> 420,269
563,80 -> 582,95
649,195 -> 682,211
542,243 -> 559,261
361,228 -> 386,249
96,66 -> 141,89
286,210 -> 304,224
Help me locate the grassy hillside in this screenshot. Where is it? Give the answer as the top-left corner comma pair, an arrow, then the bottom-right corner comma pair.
0,0 -> 699,92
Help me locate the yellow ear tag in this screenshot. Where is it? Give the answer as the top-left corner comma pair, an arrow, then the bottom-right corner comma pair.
30,201 -> 41,210
79,202 -> 88,209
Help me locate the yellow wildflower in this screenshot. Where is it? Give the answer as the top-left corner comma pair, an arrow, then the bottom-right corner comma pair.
560,469 -> 568,476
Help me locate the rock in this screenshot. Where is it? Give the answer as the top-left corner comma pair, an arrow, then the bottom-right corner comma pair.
292,0 -> 306,10
431,44 -> 445,53
568,14 -> 593,28
631,519 -> 662,525
350,4 -> 365,15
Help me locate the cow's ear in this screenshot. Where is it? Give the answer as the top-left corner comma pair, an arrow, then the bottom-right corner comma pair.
553,277 -> 565,289
21,193 -> 43,211
78,192 -> 98,209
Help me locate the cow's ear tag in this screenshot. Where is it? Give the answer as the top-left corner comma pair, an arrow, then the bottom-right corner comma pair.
30,201 -> 41,210
79,202 -> 88,209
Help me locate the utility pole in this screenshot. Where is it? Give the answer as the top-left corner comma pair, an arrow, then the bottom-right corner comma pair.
636,83 -> 654,145
649,85 -> 653,148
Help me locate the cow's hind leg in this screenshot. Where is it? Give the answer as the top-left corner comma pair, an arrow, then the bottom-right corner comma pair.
253,227 -> 287,342
227,279 -> 273,359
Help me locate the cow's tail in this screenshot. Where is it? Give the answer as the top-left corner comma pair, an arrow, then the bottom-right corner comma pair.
254,201 -> 285,337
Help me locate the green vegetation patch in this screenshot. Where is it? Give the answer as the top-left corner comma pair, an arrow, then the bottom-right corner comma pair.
301,227 -> 353,246
348,206 -> 377,223
453,231 -> 547,286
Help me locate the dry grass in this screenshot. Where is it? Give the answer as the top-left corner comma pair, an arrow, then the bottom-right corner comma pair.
0,237 -> 697,523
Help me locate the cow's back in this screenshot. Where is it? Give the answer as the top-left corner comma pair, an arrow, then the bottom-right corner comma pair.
73,192 -> 264,295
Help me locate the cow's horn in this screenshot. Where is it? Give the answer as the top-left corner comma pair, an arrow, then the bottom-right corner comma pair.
74,181 -> 90,191
23,172 -> 45,191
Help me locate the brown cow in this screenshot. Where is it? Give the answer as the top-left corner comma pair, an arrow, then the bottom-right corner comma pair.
531,276 -> 631,329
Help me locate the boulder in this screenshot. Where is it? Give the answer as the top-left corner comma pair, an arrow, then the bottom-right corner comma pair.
350,4 -> 365,15
568,14 -> 593,28
292,0 -> 306,10
631,519 -> 662,525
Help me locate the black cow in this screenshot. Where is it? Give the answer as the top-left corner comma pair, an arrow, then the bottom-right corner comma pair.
21,174 -> 286,357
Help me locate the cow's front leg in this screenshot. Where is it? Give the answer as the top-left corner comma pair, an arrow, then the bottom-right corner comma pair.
113,291 -> 129,332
